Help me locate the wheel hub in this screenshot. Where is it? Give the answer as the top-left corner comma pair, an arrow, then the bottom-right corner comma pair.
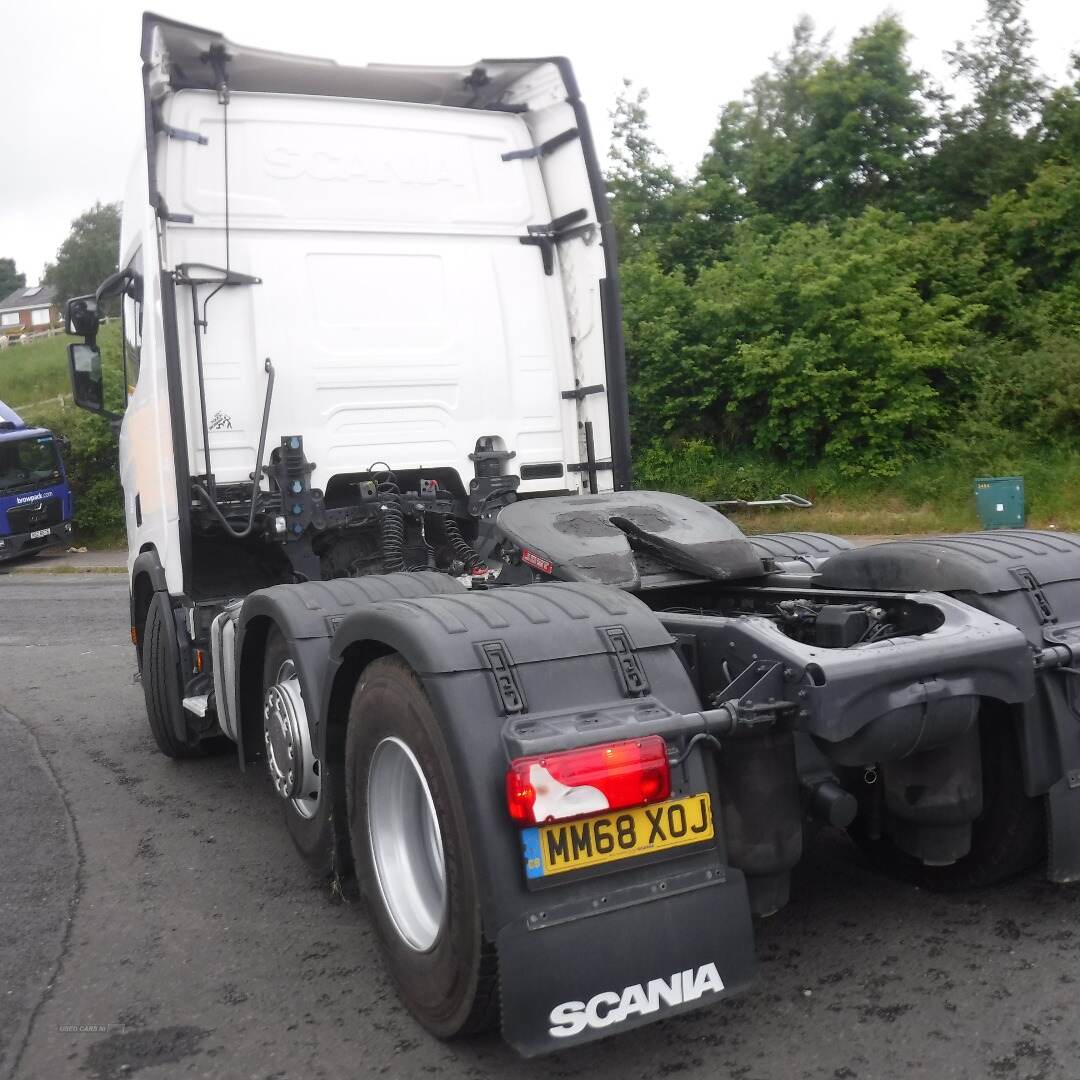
367,736 -> 447,952
263,660 -> 321,818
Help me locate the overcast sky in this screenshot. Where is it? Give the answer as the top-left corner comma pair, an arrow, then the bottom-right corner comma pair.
2,0 -> 1077,284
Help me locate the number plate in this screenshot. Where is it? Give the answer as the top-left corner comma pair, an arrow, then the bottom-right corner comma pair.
521,794 -> 714,880
29,528 -> 51,539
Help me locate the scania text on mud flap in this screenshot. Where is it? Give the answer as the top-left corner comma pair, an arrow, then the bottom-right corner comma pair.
66,12 -> 1080,1056
548,963 -> 726,1038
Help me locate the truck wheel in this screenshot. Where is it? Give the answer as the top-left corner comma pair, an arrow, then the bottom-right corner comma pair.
261,626 -> 335,874
142,594 -> 204,759
851,709 -> 1045,891
345,655 -> 498,1038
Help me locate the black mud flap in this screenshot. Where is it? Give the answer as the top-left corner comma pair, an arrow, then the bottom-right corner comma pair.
1048,777 -> 1080,882
150,591 -> 192,746
498,868 -> 755,1056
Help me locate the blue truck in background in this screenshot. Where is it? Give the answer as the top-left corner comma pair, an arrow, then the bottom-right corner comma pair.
0,401 -> 74,559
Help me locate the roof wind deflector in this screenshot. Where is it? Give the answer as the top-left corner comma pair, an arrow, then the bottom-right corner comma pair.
140,13 -> 547,108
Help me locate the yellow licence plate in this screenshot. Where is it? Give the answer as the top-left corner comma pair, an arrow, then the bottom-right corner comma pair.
521,794 -> 714,879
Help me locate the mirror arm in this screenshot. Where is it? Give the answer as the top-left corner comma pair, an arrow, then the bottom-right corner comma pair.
95,267 -> 136,304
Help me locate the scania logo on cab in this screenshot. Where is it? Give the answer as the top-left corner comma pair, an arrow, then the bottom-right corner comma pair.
263,146 -> 467,187
547,963 -> 726,1038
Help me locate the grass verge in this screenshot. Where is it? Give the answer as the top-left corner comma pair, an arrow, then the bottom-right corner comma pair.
0,323 -> 121,409
636,439 -> 1080,536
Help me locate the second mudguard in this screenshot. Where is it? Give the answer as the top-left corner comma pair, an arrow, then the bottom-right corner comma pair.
234,571 -> 467,765
820,530 -> 1080,880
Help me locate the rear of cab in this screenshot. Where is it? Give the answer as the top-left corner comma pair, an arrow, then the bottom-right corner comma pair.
121,18 -> 632,592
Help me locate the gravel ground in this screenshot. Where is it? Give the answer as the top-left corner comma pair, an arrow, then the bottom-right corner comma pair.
2,573 -> 1079,1080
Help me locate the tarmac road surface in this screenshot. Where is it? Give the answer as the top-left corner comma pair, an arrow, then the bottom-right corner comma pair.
2,573 -> 1080,1080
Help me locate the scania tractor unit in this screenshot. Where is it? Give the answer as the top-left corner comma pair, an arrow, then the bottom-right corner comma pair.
64,13 -> 1080,1056
0,400 -> 74,560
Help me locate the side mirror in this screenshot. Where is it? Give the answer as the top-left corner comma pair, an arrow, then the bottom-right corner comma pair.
65,295 -> 101,338
68,342 -> 106,414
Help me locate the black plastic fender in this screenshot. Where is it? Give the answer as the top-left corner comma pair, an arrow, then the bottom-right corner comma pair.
233,572 -> 467,769
326,581 -> 756,1054
820,530 -> 1080,881
146,590 -> 191,746
131,547 -> 168,596
130,547 -> 168,669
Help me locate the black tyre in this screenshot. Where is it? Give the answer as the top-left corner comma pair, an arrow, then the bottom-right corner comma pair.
851,709 -> 1045,891
141,594 -> 204,759
261,626 -> 336,875
345,655 -> 498,1038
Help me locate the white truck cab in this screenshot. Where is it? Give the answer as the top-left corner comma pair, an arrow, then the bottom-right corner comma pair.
73,14 -> 630,603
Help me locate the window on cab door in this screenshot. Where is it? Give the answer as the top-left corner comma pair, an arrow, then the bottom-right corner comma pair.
121,248 -> 144,396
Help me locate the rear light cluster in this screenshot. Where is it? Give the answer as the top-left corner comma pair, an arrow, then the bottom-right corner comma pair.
506,735 -> 671,825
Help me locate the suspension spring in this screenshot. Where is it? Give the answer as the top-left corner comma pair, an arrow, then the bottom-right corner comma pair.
442,515 -> 484,573
379,503 -> 406,574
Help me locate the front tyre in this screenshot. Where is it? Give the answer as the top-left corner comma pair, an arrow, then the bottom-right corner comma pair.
345,655 -> 498,1038
141,593 -> 204,759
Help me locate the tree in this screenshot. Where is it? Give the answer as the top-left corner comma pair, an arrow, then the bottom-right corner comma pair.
0,257 -> 26,299
947,0 -> 1045,130
806,17 -> 932,217
606,81 -> 681,255
650,174 -> 749,277
610,0 -> 1080,495
42,202 -> 121,308
1041,54 -> 1080,162
698,16 -> 931,224
927,0 -> 1048,215
701,17 -> 831,222
625,212 -> 983,475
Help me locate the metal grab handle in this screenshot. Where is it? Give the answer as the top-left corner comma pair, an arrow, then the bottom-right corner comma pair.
191,358 -> 275,539
707,492 -> 813,511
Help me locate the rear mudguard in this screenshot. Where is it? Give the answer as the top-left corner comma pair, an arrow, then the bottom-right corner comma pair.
329,582 -> 756,1053
238,576 -> 756,1054
819,531 -> 1080,880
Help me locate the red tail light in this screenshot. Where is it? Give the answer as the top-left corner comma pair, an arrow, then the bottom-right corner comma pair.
506,736 -> 671,825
